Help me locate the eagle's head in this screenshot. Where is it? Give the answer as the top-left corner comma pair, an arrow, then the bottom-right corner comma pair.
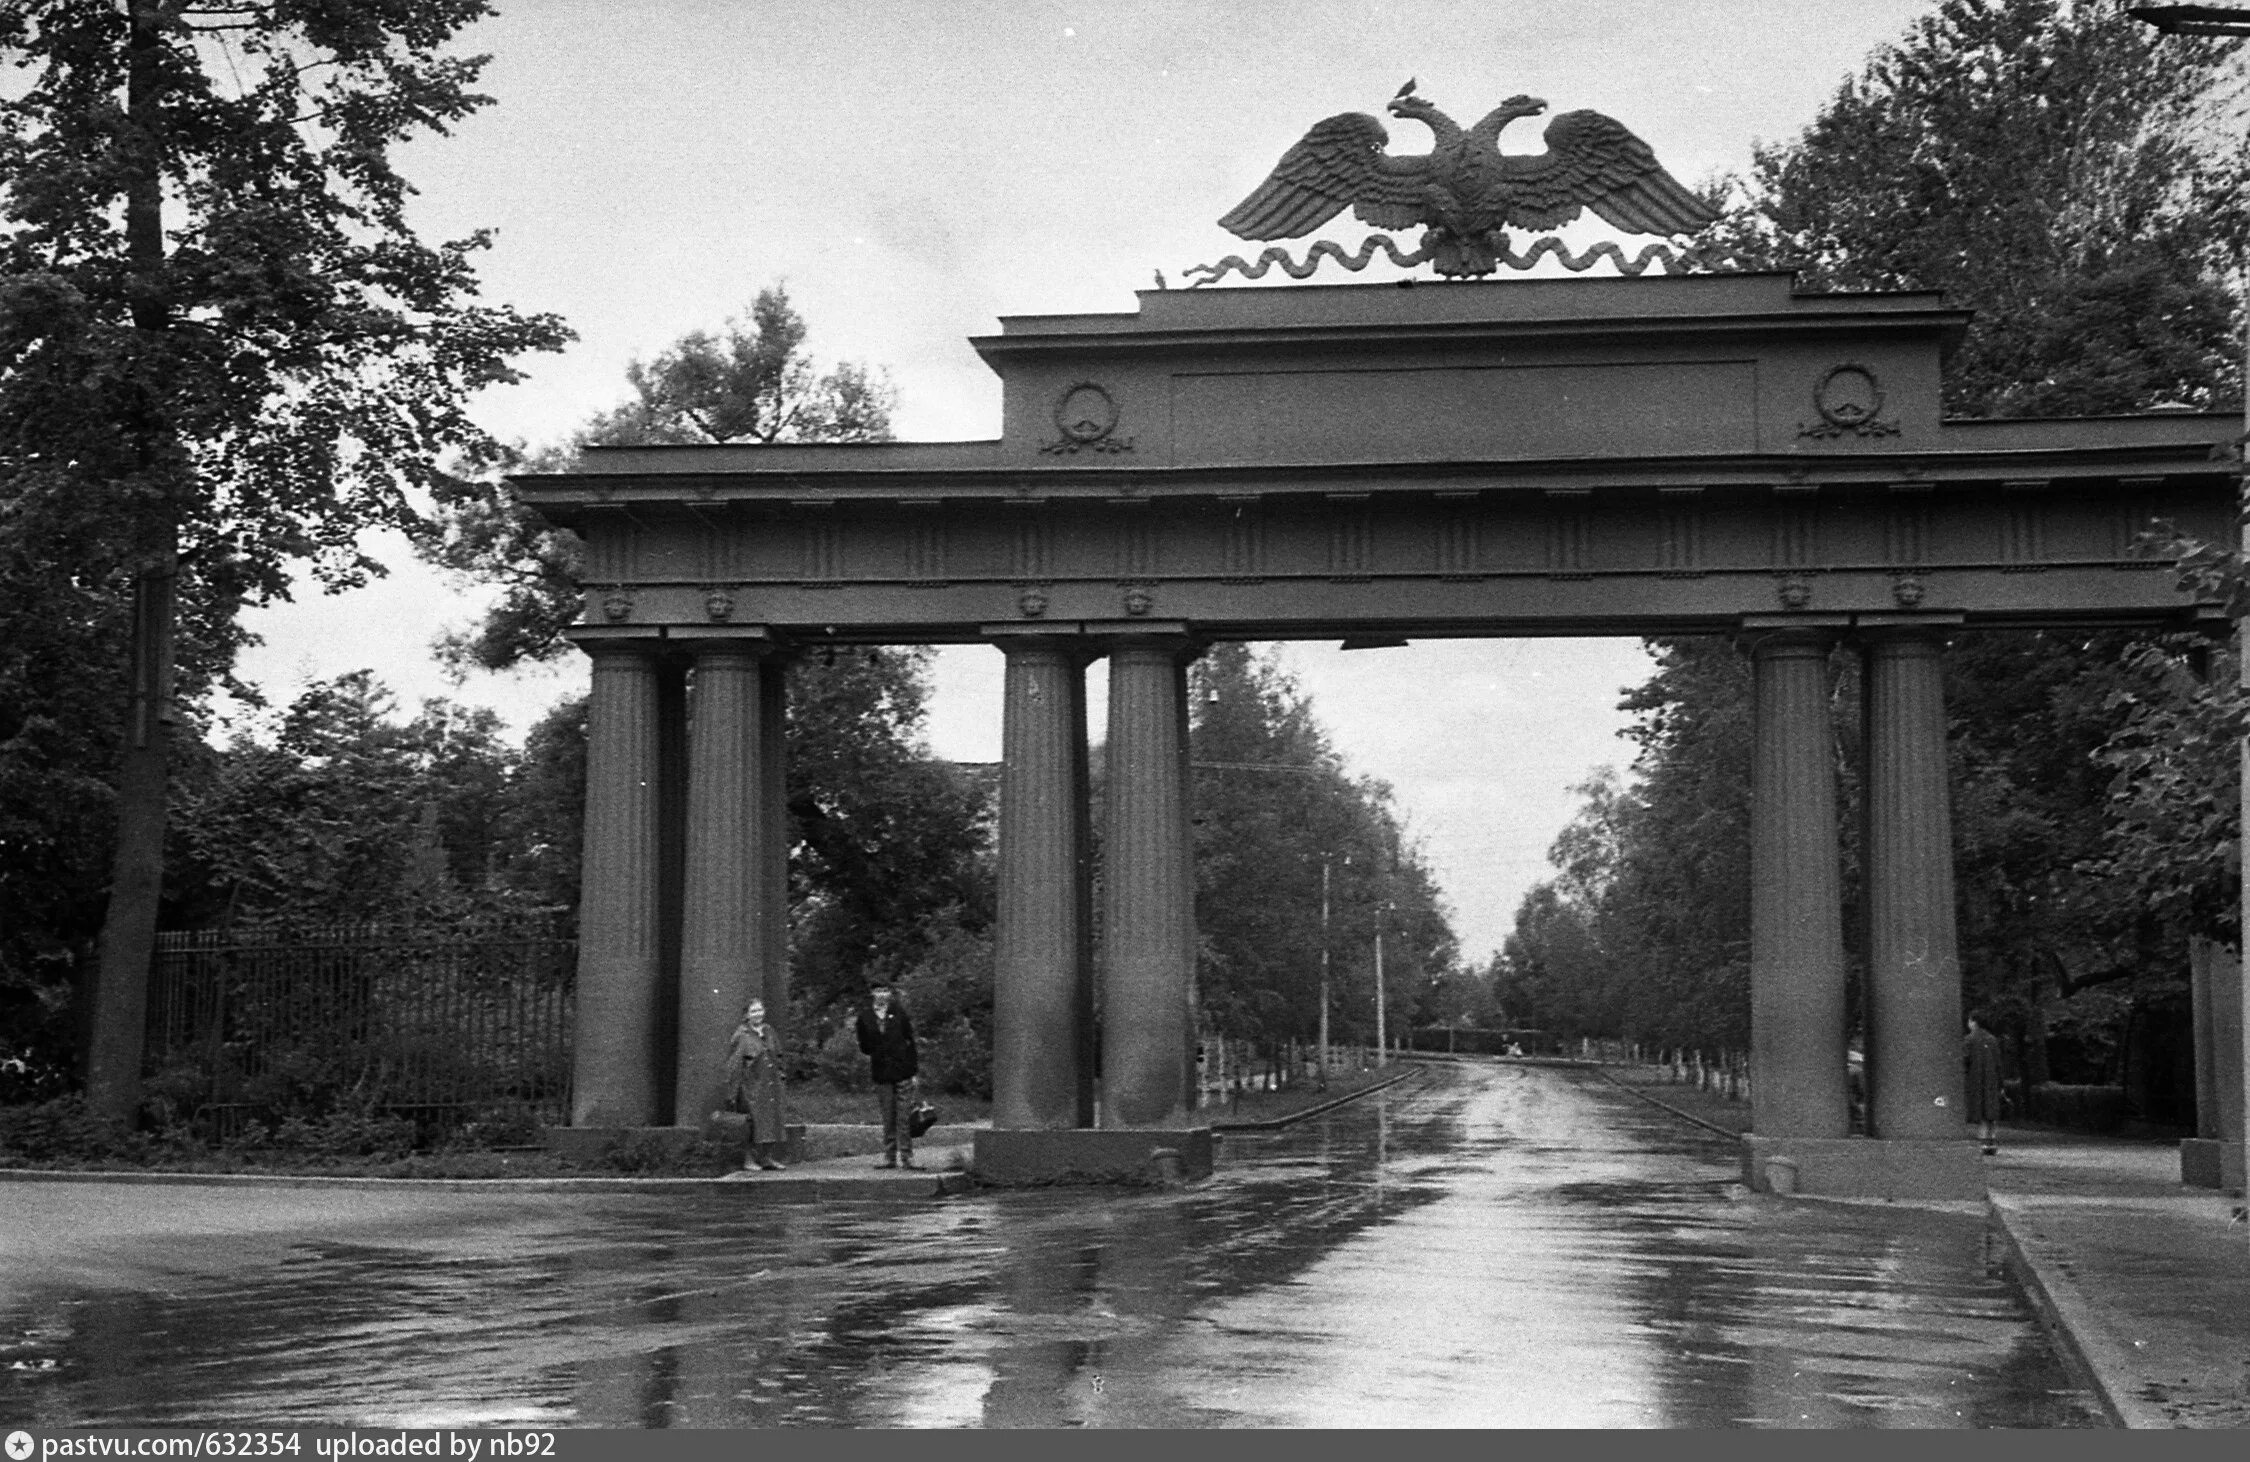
1497,93 -> 1548,120
1386,88 -> 1438,121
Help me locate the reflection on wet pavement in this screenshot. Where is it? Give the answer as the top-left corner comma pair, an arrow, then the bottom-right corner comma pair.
1,1062 -> 2103,1428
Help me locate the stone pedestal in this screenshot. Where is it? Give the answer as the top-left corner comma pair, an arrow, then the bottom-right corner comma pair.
1748,631 -> 1848,1138
974,1127 -> 1214,1186
573,645 -> 664,1127
993,640 -> 1095,1130
1100,640 -> 1197,1129
2184,936 -> 2244,1190
1863,632 -> 1965,1140
1742,1134 -> 1984,1200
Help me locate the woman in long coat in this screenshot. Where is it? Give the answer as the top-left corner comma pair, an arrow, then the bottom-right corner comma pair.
726,998 -> 787,1171
1964,1016 -> 2004,1156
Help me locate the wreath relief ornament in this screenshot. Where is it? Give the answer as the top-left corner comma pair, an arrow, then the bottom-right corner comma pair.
1188,79 -> 1722,285
1041,382 -> 1133,455
1799,364 -> 1902,440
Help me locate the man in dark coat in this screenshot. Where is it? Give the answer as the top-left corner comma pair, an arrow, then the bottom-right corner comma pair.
856,982 -> 921,1168
1964,1015 -> 2004,1156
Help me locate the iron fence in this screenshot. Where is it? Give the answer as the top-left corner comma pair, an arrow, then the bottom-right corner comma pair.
148,917 -> 575,1134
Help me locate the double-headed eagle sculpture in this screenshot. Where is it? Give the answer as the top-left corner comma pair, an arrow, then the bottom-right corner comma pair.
1214,80 -> 1717,279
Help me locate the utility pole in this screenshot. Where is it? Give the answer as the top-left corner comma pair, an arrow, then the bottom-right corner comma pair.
1319,852 -> 1333,1088
1374,891 -> 1388,1068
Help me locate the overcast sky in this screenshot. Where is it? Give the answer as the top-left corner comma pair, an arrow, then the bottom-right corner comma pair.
230,0 -> 1940,963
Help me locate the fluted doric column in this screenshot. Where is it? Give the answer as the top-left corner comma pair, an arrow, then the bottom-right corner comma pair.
1101,639 -> 1197,1128
574,643 -> 664,1126
674,648 -> 769,1126
1864,630 -> 1966,1139
1748,631 -> 1849,1138
992,639 -> 1095,1129
757,656 -> 791,1034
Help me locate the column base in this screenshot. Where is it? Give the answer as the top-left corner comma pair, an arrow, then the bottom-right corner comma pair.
974,1127 -> 1213,1186
1742,1133 -> 1985,1199
2178,1137 -> 2244,1190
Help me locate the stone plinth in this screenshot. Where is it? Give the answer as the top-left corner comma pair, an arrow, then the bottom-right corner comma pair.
974,1127 -> 1214,1186
2184,937 -> 2244,1190
1741,1134 -> 1985,1200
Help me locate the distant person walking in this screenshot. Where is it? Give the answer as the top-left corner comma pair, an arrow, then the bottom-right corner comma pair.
726,998 -> 787,1171
1964,1015 -> 2003,1156
856,982 -> 921,1168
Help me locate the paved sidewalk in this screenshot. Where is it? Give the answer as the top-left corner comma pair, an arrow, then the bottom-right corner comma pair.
1983,1127 -> 2250,1429
714,1143 -> 974,1197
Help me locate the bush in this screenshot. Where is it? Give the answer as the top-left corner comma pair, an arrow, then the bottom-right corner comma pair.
262,1106 -> 419,1159
0,1096 -> 196,1166
918,1012 -> 991,1099
2011,1081 -> 2130,1133
815,1023 -> 871,1090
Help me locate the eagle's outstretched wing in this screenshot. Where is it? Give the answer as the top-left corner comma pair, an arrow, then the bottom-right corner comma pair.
1218,112 -> 1434,241
1488,110 -> 1717,236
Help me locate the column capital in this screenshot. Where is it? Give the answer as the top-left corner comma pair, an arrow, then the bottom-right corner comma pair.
1852,612 -> 1966,647
1856,622 -> 1956,653
1094,631 -> 1205,664
667,626 -> 780,659
988,632 -> 1105,669
568,626 -> 663,659
1737,624 -> 1843,660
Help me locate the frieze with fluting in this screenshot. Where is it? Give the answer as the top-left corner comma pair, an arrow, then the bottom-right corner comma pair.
553,469 -> 2226,638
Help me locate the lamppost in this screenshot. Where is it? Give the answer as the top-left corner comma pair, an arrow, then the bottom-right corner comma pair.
2134,4 -> 2250,1193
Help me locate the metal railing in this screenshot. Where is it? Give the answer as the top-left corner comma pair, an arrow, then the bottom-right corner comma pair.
147,917 -> 575,1133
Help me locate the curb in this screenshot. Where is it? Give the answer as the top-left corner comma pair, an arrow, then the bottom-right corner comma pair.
0,1164 -> 970,1199
1210,1067 -> 1420,1132
1987,1195 -> 2159,1429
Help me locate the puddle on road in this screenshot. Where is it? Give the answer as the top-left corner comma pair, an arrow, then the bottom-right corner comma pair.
1,1065 -> 2103,1428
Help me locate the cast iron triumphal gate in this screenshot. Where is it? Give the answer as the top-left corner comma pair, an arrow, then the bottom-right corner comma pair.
517,272 -> 2233,1196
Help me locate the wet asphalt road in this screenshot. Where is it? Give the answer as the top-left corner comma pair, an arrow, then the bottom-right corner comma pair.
1,1060 -> 2103,1428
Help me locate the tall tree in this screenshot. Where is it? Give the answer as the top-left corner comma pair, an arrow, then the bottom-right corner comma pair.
1716,0 -> 2245,415
0,2 -> 570,1119
428,283 -> 896,672
1513,1 -> 2248,1065
1188,643 -> 1461,1047
429,291 -> 986,1028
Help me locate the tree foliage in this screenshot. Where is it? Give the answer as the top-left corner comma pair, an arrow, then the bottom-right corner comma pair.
580,287 -> 897,448
1710,0 -> 2246,416
1506,2 -> 2246,1083
0,1 -> 569,1116
427,282 -> 894,673
1495,643 -> 1758,1049
1188,643 -> 1462,1047
425,291 -> 990,1079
